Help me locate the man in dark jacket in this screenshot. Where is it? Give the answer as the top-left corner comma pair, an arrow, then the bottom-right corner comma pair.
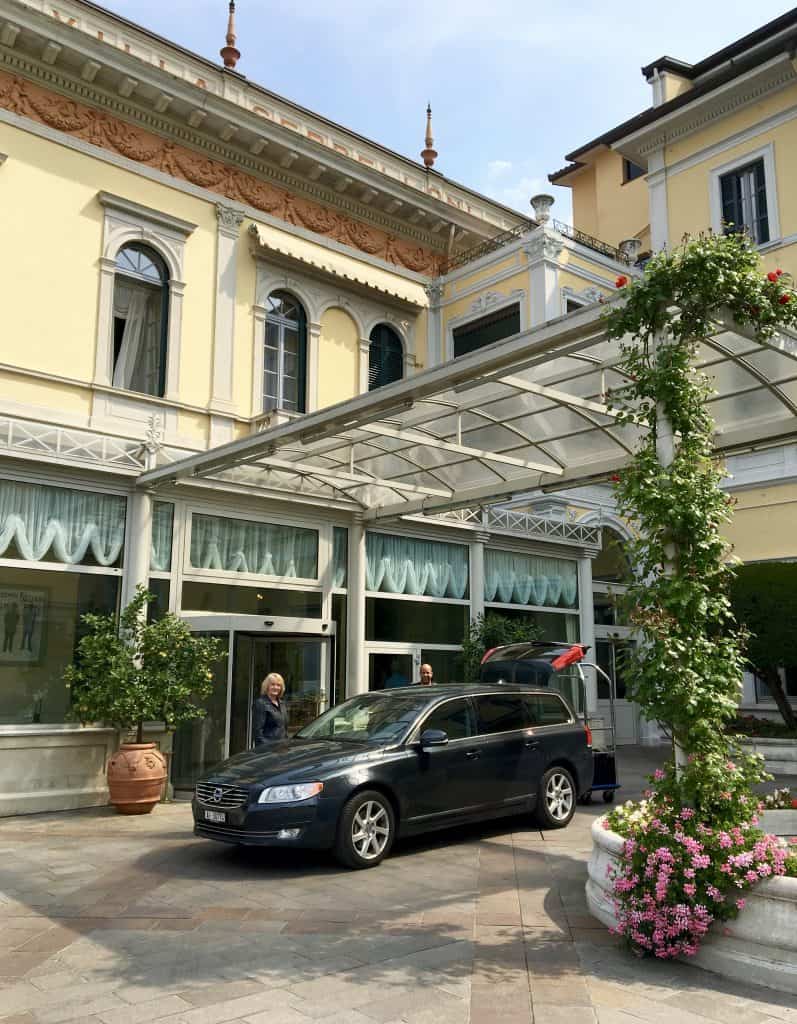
252,672 -> 289,746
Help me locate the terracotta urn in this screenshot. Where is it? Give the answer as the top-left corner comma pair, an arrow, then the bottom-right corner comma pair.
107,742 -> 167,814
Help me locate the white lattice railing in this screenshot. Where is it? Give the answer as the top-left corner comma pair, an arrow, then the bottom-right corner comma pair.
0,415 -> 147,473
432,506 -> 601,547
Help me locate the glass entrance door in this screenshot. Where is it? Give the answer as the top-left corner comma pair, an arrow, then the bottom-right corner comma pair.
171,631 -> 230,789
595,635 -> 637,745
230,635 -> 329,755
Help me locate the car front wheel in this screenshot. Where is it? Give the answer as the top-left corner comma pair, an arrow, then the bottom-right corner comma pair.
535,766 -> 576,829
334,790 -> 395,869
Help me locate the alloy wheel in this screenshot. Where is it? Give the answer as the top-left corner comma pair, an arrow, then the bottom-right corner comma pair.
545,771 -> 574,822
351,799 -> 390,860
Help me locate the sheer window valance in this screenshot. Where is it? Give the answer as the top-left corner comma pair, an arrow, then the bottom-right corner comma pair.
150,501 -> 174,572
189,513 -> 318,579
0,479 -> 126,567
485,550 -> 578,609
366,533 -> 469,599
333,527 -> 348,589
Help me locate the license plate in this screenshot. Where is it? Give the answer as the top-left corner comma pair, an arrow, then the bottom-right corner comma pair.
204,810 -> 226,823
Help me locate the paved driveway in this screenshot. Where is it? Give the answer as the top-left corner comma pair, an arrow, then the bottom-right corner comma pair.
1,748 -> 796,1024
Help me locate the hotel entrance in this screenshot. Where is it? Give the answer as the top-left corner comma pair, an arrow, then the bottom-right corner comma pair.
171,615 -> 332,789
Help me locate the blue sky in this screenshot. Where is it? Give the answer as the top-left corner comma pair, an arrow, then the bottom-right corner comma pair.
100,1 -> 793,226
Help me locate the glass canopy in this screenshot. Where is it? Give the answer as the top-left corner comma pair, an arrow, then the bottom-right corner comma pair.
138,301 -> 797,521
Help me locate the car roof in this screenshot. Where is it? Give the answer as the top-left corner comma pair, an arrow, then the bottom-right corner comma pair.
366,685 -> 558,698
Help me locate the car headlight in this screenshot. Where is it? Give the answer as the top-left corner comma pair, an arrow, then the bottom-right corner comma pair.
258,782 -> 324,804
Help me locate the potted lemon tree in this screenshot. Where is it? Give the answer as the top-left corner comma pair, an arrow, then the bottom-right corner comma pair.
65,587 -> 225,814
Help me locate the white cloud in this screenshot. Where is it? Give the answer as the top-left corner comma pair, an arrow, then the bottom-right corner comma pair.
487,160 -> 513,179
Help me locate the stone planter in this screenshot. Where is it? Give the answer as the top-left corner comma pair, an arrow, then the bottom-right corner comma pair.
587,817 -> 797,995
739,737 -> 797,775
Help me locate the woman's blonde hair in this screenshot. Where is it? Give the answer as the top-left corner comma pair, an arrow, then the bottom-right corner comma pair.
261,672 -> 285,698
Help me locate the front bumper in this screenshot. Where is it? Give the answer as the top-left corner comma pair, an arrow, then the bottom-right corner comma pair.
192,794 -> 340,849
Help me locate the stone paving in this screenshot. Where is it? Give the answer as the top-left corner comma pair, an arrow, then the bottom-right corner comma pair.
1,748 -> 797,1024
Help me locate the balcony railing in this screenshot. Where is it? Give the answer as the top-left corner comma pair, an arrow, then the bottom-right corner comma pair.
443,219 -> 627,275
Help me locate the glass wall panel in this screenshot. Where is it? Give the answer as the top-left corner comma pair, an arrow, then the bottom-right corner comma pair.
0,565 -> 119,724
369,652 -> 414,691
0,478 -> 125,567
420,648 -> 464,685
484,550 -> 578,608
190,513 -> 318,579
333,527 -> 348,589
366,533 -> 468,598
171,631 -> 229,788
485,606 -> 580,644
150,501 -> 174,572
181,581 -> 322,617
331,593 -> 347,705
366,597 -> 468,645
146,578 -> 170,622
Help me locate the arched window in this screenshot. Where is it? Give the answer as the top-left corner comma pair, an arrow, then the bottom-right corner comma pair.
368,324 -> 404,391
265,290 -> 307,413
592,527 -> 633,584
112,243 -> 169,397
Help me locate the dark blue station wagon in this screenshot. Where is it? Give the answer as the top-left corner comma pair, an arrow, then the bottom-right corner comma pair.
193,685 -> 592,869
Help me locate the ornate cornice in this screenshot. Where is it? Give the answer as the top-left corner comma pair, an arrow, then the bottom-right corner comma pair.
0,67 -> 444,277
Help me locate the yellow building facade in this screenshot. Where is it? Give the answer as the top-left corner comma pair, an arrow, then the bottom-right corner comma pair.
0,0 -> 635,812
550,9 -> 797,734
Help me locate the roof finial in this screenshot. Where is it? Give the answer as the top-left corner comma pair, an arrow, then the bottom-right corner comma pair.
220,1 -> 241,70
421,102 -> 437,169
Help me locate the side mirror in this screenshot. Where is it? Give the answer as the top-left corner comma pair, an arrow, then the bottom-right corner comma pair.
420,729 -> 448,748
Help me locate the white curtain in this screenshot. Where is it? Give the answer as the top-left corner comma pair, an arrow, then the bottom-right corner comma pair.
332,527 -> 348,589
112,285 -> 149,389
0,479 -> 126,566
150,501 -> 174,572
485,550 -> 578,609
189,513 -> 318,579
366,533 -> 469,599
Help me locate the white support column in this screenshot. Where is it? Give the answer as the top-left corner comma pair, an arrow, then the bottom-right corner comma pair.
358,338 -> 370,394
425,282 -> 444,366
307,322 -> 322,412
469,529 -> 488,623
524,226 -> 564,328
122,489 -> 154,611
211,204 -> 245,413
347,515 -> 367,696
578,556 -> 597,715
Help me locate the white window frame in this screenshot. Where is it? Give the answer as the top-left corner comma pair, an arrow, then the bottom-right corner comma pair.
94,192 -> 196,404
709,143 -> 781,248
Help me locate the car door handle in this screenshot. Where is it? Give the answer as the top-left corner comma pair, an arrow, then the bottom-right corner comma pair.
464,750 -> 481,760
524,739 -> 540,749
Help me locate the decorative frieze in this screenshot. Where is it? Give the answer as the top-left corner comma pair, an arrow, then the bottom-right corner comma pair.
0,68 -> 444,277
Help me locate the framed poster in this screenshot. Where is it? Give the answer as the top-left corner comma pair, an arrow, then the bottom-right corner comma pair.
0,586 -> 48,666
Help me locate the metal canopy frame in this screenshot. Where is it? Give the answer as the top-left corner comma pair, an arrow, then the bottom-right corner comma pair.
137,301 -> 797,521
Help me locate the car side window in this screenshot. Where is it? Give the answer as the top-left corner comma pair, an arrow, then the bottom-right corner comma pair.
524,693 -> 571,726
421,698 -> 476,740
475,693 -> 527,735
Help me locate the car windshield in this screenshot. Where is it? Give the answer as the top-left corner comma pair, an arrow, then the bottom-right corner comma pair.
296,693 -> 431,744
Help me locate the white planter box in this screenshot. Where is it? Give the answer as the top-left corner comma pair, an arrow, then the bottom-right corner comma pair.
759,808 -> 797,835
739,738 -> 797,775
587,817 -> 797,995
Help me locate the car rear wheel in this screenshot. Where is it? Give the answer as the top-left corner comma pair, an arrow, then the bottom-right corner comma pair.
334,790 -> 395,869
535,766 -> 576,829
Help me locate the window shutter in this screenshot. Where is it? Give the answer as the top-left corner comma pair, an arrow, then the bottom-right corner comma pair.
368,325 -> 403,391
753,161 -> 770,244
720,173 -> 739,234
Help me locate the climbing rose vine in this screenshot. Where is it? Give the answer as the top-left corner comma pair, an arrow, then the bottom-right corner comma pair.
604,233 -> 797,757
599,233 -> 797,958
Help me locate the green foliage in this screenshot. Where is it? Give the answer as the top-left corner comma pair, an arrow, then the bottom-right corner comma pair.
460,612 -> 541,683
730,561 -> 797,679
603,233 -> 797,756
64,587 -> 225,738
